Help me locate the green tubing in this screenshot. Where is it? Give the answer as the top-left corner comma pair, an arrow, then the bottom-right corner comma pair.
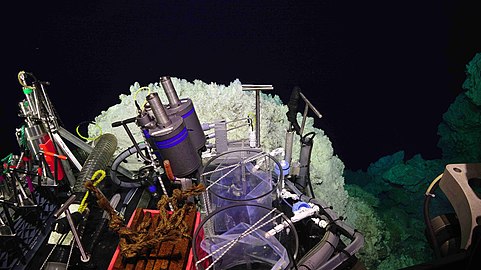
73,133 -> 118,193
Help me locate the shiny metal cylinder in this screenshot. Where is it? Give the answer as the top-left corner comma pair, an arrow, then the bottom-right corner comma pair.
284,130 -> 294,166
146,93 -> 171,127
24,124 -> 49,156
160,76 -> 181,108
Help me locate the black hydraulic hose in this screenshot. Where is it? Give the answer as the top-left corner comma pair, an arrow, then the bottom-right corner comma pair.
73,133 -> 118,193
318,229 -> 364,270
109,142 -> 148,188
284,179 -> 365,270
297,230 -> 339,270
299,132 -> 316,198
286,86 -> 302,135
423,173 -> 444,259
424,189 -> 442,259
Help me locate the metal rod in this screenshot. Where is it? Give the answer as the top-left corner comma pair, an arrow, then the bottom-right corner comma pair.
300,103 -> 309,137
146,93 -> 172,126
65,209 -> 90,262
121,122 -> 151,162
39,82 -> 58,128
54,194 -> 77,218
241,84 -> 274,148
31,86 -> 41,119
299,92 -> 322,119
284,130 -> 294,165
53,194 -> 90,262
160,76 -> 181,108
255,90 -> 260,147
225,118 -> 249,124
52,133 -> 83,171
241,84 -> 273,89
298,92 -> 322,137
226,123 -> 251,132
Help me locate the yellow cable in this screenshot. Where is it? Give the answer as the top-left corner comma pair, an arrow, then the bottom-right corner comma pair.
18,70 -> 35,89
425,173 -> 444,196
76,121 -> 103,141
133,86 -> 151,109
78,170 -> 107,213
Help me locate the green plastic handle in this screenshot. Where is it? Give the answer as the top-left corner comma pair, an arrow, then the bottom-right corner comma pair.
23,87 -> 33,95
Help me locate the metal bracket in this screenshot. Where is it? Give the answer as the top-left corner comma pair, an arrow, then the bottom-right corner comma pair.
439,163 -> 481,249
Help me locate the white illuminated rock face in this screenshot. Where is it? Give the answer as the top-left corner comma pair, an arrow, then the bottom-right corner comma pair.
89,77 -> 389,269
89,78 -> 348,207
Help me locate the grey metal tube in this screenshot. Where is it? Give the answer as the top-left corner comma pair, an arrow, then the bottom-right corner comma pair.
319,231 -> 365,270
255,90 -> 260,147
297,231 -> 339,270
160,76 -> 181,108
146,92 -> 172,126
297,136 -> 313,193
284,129 -> 294,166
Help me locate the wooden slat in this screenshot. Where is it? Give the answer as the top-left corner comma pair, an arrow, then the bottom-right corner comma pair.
152,210 -> 174,270
168,210 -> 196,269
145,210 -> 163,270
135,211 -> 160,270
125,211 -> 151,270
153,232 -> 175,269
113,208 -> 145,270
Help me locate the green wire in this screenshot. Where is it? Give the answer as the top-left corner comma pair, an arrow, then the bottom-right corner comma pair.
1,153 -> 13,174
19,125 -> 27,148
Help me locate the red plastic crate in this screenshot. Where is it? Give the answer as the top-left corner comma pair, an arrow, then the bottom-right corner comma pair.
108,209 -> 201,270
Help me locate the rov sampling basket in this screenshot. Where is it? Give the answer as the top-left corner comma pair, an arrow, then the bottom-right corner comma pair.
200,149 -> 283,232
192,203 -> 298,270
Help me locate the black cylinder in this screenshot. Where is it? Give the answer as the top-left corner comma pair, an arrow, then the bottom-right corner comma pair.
159,76 -> 206,152
165,99 -> 206,152
148,115 -> 201,177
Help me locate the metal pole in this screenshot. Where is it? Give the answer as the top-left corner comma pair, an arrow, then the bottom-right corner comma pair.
255,90 -> 260,148
300,103 -> 309,137
241,84 -> 273,148
160,76 -> 181,108
54,194 -> 90,262
65,208 -> 90,262
284,129 -> 294,165
298,92 -> 323,137
146,93 -> 172,126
